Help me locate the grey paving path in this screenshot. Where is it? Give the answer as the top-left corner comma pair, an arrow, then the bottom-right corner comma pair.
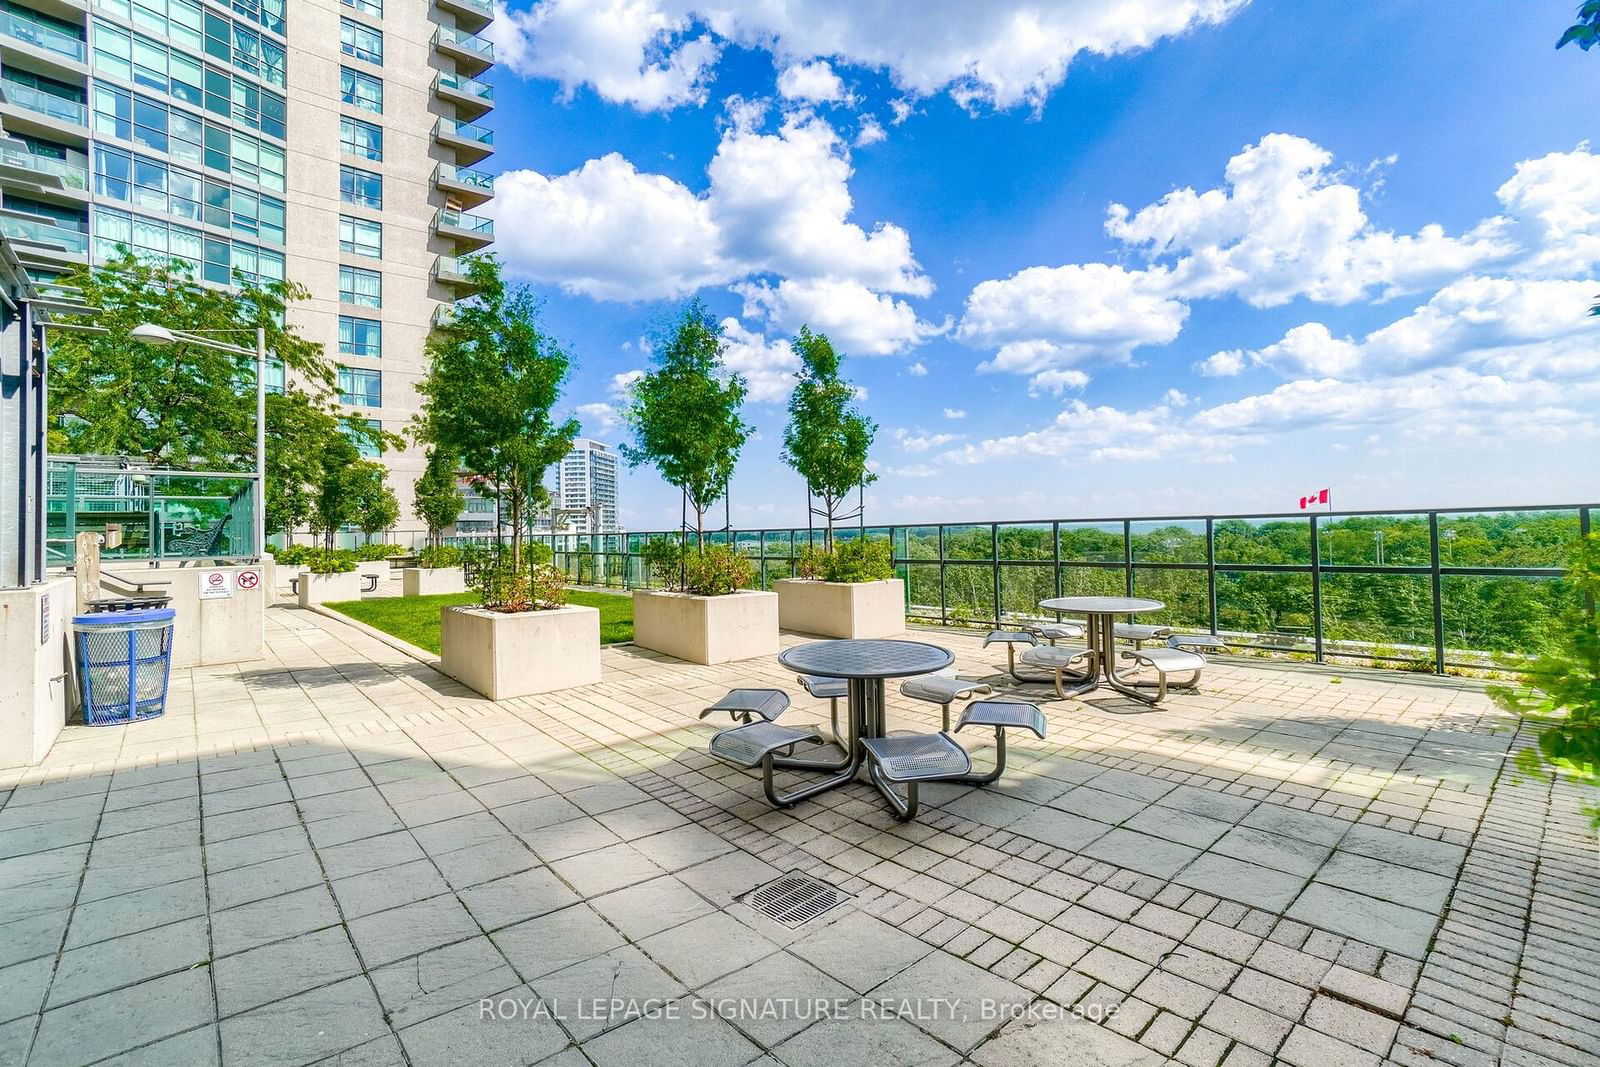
0,601 -> 1592,1066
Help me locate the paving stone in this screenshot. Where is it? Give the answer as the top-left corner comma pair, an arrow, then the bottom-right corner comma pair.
1201,994 -> 1294,1053
1010,807 -> 1113,852
629,824 -> 736,872
1125,807 -> 1235,850
1175,853 -> 1306,912
772,1009 -> 960,1067
220,975 -> 389,1065
460,866 -> 581,931
1286,885 -> 1438,958
0,955 -> 52,1025
213,926 -> 362,1017
589,875 -> 715,942
1229,967 -> 1313,1019
1278,1024 -> 1382,1067
399,988 -> 570,1066
1239,805 -> 1351,847
1306,993 -> 1402,1054
788,909 -> 932,994
636,910 -> 778,988
702,951 -> 853,1046
98,1023 -> 219,1066
46,915 -> 210,1007
1211,825 -> 1333,877
493,902 -> 626,982
213,884 -> 342,958
873,950 -> 1029,1052
434,837 -> 543,891
1085,828 -> 1201,879
551,842 -> 667,897
333,859 -> 452,919
31,967 -> 214,1065
532,944 -> 685,1041
63,876 -> 207,950
1320,963 -> 1412,1017
580,996 -> 761,1067
1339,825 -> 1466,878
674,851 -> 782,905
370,936 -> 522,1030
348,892 -> 482,968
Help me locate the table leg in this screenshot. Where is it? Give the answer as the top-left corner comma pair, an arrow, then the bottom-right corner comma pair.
1101,614 -> 1161,705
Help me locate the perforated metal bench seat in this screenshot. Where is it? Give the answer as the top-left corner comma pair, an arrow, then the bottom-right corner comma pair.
795,675 -> 848,698
1113,622 -> 1174,645
1033,622 -> 1085,643
1016,644 -> 1096,699
983,630 -> 1038,648
899,671 -> 993,731
1167,633 -> 1227,652
1118,645 -> 1208,701
860,733 -> 971,782
700,688 -> 791,723
955,700 -> 1047,740
708,721 -> 822,767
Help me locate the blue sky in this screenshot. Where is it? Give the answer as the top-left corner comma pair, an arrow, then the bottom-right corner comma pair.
481,0 -> 1599,530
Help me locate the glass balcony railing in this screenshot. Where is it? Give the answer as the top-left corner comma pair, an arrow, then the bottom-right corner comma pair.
436,117 -> 493,147
432,302 -> 458,327
435,162 -> 495,192
436,208 -> 493,238
436,71 -> 493,104
435,25 -> 494,61
0,10 -> 87,62
438,0 -> 492,17
434,255 -> 467,277
1,80 -> 88,125
0,212 -> 88,254
0,140 -> 88,189
46,460 -> 258,565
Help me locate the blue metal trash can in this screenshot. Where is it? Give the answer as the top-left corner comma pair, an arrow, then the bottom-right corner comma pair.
72,608 -> 176,726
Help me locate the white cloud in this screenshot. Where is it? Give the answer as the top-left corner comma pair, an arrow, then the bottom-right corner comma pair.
947,399 -> 1250,465
609,369 -> 645,397
1495,144 -> 1600,277
1027,369 -> 1091,396
882,463 -> 940,478
489,0 -> 720,111
907,361 -> 928,376
575,401 -> 622,433
718,318 -> 799,403
777,59 -> 846,103
1163,389 -> 1191,407
854,115 -> 886,147
942,408 -> 966,420
894,427 -> 963,453
494,112 -> 942,349
493,0 -> 1249,113
1194,349 -> 1246,377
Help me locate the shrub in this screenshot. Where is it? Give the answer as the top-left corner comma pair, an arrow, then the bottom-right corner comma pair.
476,555 -> 568,612
355,542 -> 404,561
417,544 -> 462,569
639,537 -> 753,596
272,544 -> 317,567
793,537 -> 895,583
306,550 -> 356,574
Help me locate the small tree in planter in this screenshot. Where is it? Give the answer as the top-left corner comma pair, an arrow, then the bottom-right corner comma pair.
621,301 -> 752,545
439,542 -> 601,698
782,326 -> 876,551
413,448 -> 466,548
297,549 -> 362,606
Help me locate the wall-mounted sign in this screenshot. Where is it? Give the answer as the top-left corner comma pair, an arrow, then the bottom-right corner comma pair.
199,570 -> 234,600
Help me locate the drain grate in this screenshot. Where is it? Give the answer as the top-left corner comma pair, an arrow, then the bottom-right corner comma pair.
740,871 -> 850,928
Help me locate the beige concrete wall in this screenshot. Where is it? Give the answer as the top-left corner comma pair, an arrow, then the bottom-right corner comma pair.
284,0 -> 489,546
632,589 -> 780,665
403,566 -> 468,595
775,579 -> 906,639
0,577 -> 73,769
298,571 -> 365,605
440,604 -> 601,699
101,565 -> 267,669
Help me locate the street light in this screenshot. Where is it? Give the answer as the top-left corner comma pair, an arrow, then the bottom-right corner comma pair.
130,323 -> 269,561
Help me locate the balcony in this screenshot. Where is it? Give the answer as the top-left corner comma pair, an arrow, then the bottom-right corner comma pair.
433,208 -> 493,250
432,25 -> 493,76
433,70 -> 493,120
0,209 -> 88,262
0,138 -> 88,197
0,9 -> 87,68
434,0 -> 492,34
431,255 -> 480,291
433,162 -> 494,208
433,117 -> 493,165
0,79 -> 89,133
431,302 -> 458,328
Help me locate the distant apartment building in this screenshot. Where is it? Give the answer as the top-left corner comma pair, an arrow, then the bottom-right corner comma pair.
541,438 -> 620,534
0,0 -> 496,547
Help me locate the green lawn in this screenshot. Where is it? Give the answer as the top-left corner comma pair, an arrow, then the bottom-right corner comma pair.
326,590 -> 634,654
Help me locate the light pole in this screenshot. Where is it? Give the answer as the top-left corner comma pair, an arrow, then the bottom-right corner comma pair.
129,323 -> 269,560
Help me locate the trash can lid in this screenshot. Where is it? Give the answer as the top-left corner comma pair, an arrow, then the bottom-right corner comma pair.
73,608 -> 176,627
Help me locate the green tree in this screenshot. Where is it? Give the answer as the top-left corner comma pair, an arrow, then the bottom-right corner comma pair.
356,474 -> 400,545
414,255 -> 577,566
264,392 -> 390,544
1558,1 -> 1600,48
1490,534 -> 1600,825
621,301 -> 752,542
781,326 -> 876,550
49,252 -> 332,466
413,448 -> 466,547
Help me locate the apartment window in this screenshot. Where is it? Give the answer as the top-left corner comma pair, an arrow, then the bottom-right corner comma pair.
93,205 -> 282,284
337,365 -> 381,407
341,0 -> 380,15
465,497 -> 494,514
263,359 -> 284,395
339,164 -> 381,209
338,315 -> 380,358
339,17 -> 381,64
338,116 -> 381,161
345,417 -> 381,457
339,66 -> 381,113
93,146 -> 283,244
339,264 -> 380,307
339,214 -> 380,257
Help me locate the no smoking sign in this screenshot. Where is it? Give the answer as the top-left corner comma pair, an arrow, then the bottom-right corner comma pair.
199,570 -> 235,599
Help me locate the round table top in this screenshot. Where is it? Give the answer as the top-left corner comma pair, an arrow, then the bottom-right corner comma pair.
778,639 -> 954,680
1039,596 -> 1165,614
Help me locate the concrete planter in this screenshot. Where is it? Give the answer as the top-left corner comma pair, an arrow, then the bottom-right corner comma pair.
440,604 -> 601,700
403,566 -> 468,596
298,571 -> 364,606
632,588 -> 778,665
774,578 -> 906,639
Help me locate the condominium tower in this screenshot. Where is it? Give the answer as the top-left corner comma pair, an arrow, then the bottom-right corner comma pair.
545,438 -> 620,534
0,0 -> 496,546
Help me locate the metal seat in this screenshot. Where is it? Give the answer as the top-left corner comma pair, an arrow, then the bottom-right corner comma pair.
861,732 -> 972,822
700,688 -> 790,724
1167,633 -> 1227,653
1118,646 -> 1207,701
795,674 -> 847,741
1113,622 -> 1174,647
952,699 -> 1048,785
983,630 -> 1038,676
1032,621 -> 1084,644
899,670 -> 993,730
1016,644 -> 1096,699
708,721 -> 835,809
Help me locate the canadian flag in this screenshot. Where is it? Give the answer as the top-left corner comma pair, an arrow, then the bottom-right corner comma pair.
1299,488 -> 1329,510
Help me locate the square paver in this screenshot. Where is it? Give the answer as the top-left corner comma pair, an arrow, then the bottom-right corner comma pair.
595,801 -> 691,841
213,926 -> 362,1016
789,909 -> 933,994
461,866 -> 581,931
1084,828 -> 1200,878
1336,825 -> 1465,878
399,990 -> 569,1066
1176,854 -> 1306,913
1049,786 -> 1147,824
580,996 -> 762,1067
590,876 -> 716,942
47,916 -> 210,1008
774,1010 -> 961,1066
972,1011 -> 1171,1066
333,859 -> 452,919
872,950 -> 1029,1052
629,825 -> 735,872
213,884 -> 342,958
1210,826 -> 1333,877
1314,853 -> 1453,913
534,945 -> 686,1040
1124,806 -> 1235,849
32,967 -> 214,1065
371,935 -> 522,1029
435,837 -> 543,891
348,893 -> 482,968
637,911 -> 779,988
220,975 -> 390,1065
492,903 -> 625,980
1010,807 -> 1111,852
1285,885 -> 1437,957
551,843 -> 666,897
1239,806 -> 1350,847
701,951 -> 853,1045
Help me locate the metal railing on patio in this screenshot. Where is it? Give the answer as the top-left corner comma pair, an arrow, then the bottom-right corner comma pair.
46,459 -> 258,565
535,504 -> 1595,675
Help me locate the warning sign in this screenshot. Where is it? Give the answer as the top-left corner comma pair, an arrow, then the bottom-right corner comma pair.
199,570 -> 234,600
237,569 -> 260,591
